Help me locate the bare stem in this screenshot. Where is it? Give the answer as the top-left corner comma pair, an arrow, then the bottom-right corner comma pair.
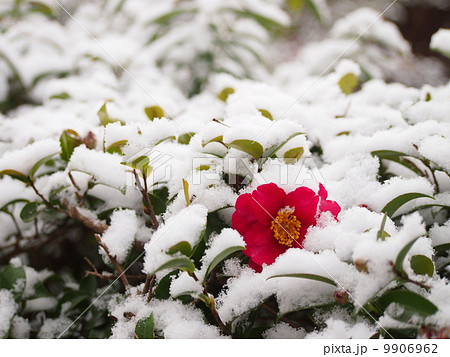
133,169 -> 159,229
94,234 -> 130,288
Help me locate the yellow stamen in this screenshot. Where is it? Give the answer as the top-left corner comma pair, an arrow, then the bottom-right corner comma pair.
270,207 -> 301,247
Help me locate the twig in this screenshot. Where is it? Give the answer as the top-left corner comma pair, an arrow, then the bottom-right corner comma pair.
144,275 -> 156,302
30,181 -> 67,214
85,270 -> 147,281
94,234 -> 130,288
133,169 -> 159,229
190,272 -> 231,336
62,199 -> 108,234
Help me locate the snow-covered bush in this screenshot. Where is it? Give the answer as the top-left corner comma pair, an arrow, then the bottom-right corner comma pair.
0,0 -> 449,339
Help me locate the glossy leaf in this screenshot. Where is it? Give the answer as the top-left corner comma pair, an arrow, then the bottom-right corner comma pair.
178,132 -> 196,145
0,169 -> 30,184
98,102 -> 123,126
410,255 -> 434,277
217,87 -> 235,102
0,265 -> 26,292
258,109 -> 273,120
202,135 -> 225,148
377,290 -> 438,317
182,178 -> 190,206
228,139 -> 263,159
262,132 -> 304,159
267,273 -> 337,286
167,241 -> 192,256
105,140 -> 128,154
395,237 -> 420,277
338,73 -> 358,95
60,130 -> 82,162
382,192 -> 434,218
153,258 -> 195,274
135,313 -> 155,339
371,150 -> 423,176
29,153 -> 58,180
204,246 -> 244,282
284,147 -> 304,164
144,106 -> 164,121
148,186 -> 169,215
20,202 -> 44,223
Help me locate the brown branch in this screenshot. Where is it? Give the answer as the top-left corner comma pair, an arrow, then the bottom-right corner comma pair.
133,169 -> 159,229
85,270 -> 147,281
62,199 -> 108,234
144,275 -> 156,302
94,234 -> 129,288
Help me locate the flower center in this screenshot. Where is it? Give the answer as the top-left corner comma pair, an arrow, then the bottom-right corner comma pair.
270,207 -> 301,247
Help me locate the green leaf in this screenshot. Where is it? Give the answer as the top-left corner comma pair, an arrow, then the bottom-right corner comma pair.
338,73 -> 359,95
217,87 -> 235,102
144,106 -> 165,121
305,0 -> 323,21
287,0 -> 305,12
371,150 -> 423,176
0,198 -> 29,212
284,147 -> 304,164
105,140 -> 128,155
182,178 -> 190,206
178,132 -> 196,145
0,265 -> 26,292
153,271 -> 178,300
202,135 -> 225,148
135,313 -> 155,339
98,102 -> 123,126
376,213 -> 388,241
382,192 -> 434,218
60,129 -> 82,162
262,132 -> 305,159
258,109 -> 273,120
229,9 -> 285,32
167,241 -> 192,257
49,92 -> 70,100
148,186 -> 169,215
0,169 -> 30,184
204,246 -> 245,282
28,2 -> 53,17
20,202 -> 44,223
410,255 -> 434,277
434,243 -> 450,253
377,290 -> 438,317
195,165 -> 210,171
228,139 -> 263,159
395,237 -> 420,277
29,153 -> 58,180
79,275 -> 98,294
153,258 -> 196,274
267,273 -> 337,286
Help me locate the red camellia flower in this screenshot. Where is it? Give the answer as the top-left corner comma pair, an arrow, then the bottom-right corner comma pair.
232,183 -> 341,271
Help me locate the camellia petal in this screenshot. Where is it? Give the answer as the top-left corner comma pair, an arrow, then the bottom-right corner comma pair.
243,222 -> 288,266
232,182 -> 341,271
285,186 -> 319,227
318,183 -> 341,217
232,193 -> 258,235
250,183 -> 286,226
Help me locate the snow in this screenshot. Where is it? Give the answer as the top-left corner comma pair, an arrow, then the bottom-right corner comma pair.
109,295 -> 224,338
0,289 -> 17,338
100,209 -> 139,264
431,28 -> 450,58
0,139 -> 59,175
143,204 -> 208,275
68,145 -> 127,190
305,319 -> 376,339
